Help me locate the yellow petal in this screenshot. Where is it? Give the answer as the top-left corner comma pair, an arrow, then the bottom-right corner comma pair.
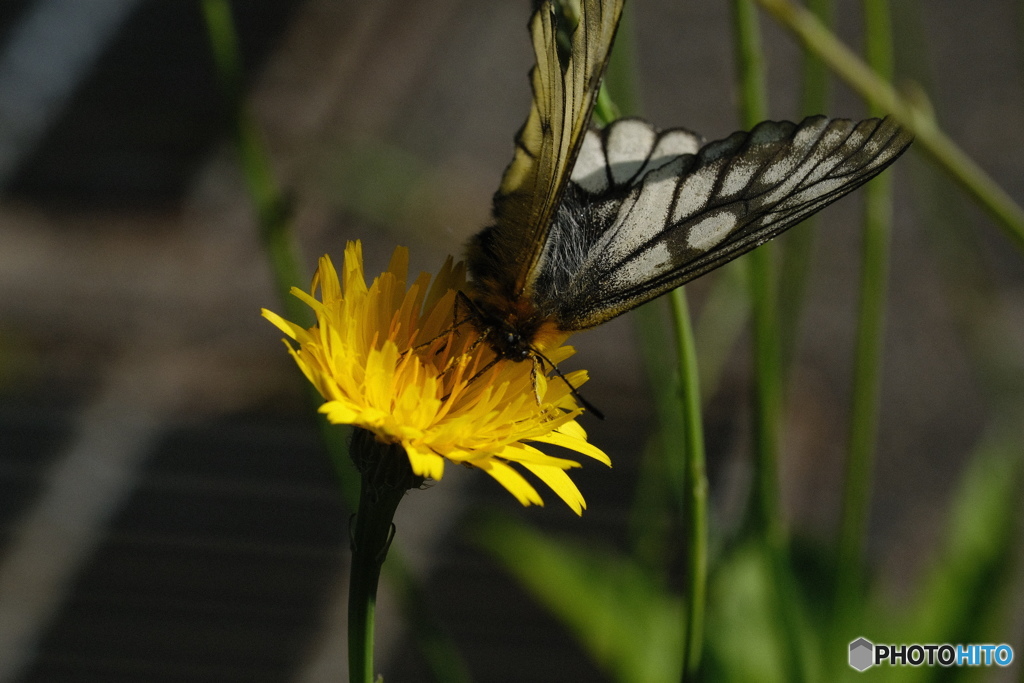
320,400 -> 361,424
405,444 -> 446,480
263,240 -> 611,513
520,461 -> 586,516
476,459 -> 543,507
498,443 -> 581,470
530,429 -> 611,465
261,309 -> 304,340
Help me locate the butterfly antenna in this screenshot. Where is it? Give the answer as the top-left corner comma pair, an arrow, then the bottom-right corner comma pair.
531,347 -> 605,420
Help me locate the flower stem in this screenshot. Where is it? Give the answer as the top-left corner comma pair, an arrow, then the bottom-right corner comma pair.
347,429 -> 420,683
348,490 -> 400,683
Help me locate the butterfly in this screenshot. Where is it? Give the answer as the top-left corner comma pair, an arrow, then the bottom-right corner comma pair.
465,0 -> 912,372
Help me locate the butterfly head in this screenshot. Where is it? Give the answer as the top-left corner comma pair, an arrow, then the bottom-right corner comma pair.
488,326 -> 534,362
463,286 -> 563,361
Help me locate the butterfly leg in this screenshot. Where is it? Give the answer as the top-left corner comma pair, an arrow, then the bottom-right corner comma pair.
438,353 -> 502,403
530,355 -> 544,405
529,346 -> 605,419
402,291 -> 477,360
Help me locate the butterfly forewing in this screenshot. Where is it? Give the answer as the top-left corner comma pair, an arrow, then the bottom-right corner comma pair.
532,115 -> 913,330
471,0 -> 624,303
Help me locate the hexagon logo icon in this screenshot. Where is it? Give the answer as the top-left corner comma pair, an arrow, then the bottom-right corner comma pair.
849,637 -> 874,671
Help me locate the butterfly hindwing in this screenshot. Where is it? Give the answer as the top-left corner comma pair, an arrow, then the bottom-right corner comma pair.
533,115 -> 914,330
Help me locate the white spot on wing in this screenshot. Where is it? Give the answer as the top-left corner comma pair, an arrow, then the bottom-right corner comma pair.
607,241 -> 674,292
602,158 -> 684,262
802,127 -> 858,184
572,130 -> 608,193
779,177 -> 848,208
606,119 -> 657,185
686,211 -> 738,251
793,117 -> 829,149
671,162 -> 720,223
760,121 -> 864,206
655,130 -> 701,157
637,129 -> 701,177
759,147 -> 801,186
720,158 -> 758,197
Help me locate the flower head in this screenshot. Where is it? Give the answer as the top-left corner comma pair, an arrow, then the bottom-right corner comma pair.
262,241 -> 610,514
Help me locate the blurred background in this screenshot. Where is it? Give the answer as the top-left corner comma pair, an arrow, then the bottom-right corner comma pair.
0,0 -> 1021,681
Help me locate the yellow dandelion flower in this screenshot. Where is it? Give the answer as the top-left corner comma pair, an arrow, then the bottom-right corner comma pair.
262,241 -> 610,514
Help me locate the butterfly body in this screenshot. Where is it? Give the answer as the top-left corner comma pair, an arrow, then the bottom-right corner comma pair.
465,0 -> 912,368
465,237 -> 564,360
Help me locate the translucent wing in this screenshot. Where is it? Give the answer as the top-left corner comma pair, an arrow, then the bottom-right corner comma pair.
533,115 -> 913,330
469,0 -> 624,303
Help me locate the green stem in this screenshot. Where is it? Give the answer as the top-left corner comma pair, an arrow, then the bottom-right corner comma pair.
800,0 -> 834,115
777,0 -> 834,376
669,289 -> 708,680
731,0 -> 782,559
347,430 -> 421,683
348,487 -> 401,683
833,0 -> 894,653
731,3 -> 807,681
755,0 -> 1024,255
732,0 -> 770,127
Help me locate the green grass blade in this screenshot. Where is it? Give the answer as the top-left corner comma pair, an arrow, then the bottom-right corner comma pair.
730,2 -> 807,681
476,514 -> 684,683
831,0 -> 896,658
200,0 -> 309,329
776,0 -> 834,375
755,0 -> 1024,255
862,432 -> 1023,683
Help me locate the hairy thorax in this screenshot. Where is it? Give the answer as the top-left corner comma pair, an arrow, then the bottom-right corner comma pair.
467,280 -> 566,361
